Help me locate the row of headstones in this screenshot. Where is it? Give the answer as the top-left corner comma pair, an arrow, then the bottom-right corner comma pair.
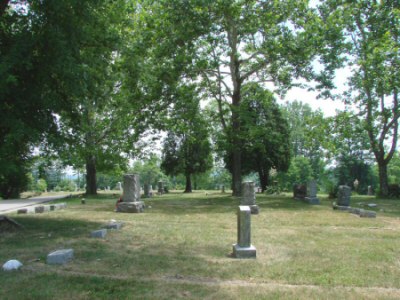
114,175 -> 258,259
333,185 -> 376,218
17,203 -> 67,214
47,221 -> 125,265
294,182 -> 377,218
114,180 -> 167,197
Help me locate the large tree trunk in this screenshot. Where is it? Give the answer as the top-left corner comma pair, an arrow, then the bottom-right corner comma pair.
85,155 -> 97,195
184,173 -> 192,193
227,16 -> 243,197
377,161 -> 389,197
258,168 -> 269,193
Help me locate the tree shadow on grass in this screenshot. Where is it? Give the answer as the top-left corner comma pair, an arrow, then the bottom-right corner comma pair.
69,192 -> 332,215
0,215 -> 234,299
257,195 -> 330,211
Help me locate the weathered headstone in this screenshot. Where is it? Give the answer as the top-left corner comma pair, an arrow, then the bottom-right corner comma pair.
337,185 -> 351,206
367,185 -> 374,196
103,221 -> 124,230
232,206 -> 256,258
241,181 -> 259,214
293,184 -> 307,200
91,229 -> 107,238
47,249 -> 74,265
35,206 -> 45,213
2,260 -> 23,271
304,180 -> 320,205
158,181 -> 164,195
116,174 -> 144,213
359,209 -> 377,218
143,183 -> 152,198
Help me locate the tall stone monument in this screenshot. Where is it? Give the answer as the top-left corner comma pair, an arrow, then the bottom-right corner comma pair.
232,206 -> 256,258
304,180 -> 320,205
116,174 -> 144,213
241,181 -> 259,214
337,185 -> 351,206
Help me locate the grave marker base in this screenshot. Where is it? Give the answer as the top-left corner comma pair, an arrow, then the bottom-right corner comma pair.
232,244 -> 257,258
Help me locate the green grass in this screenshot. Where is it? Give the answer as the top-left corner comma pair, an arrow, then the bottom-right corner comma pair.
1,191 -> 400,299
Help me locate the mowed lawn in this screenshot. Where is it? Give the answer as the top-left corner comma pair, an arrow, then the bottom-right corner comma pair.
1,191 -> 400,299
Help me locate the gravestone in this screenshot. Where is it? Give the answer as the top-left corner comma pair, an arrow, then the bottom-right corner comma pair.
293,184 -> 307,200
143,183 -> 152,198
367,185 -> 374,196
241,181 -> 259,214
103,221 -> 124,230
232,206 -> 256,258
337,185 -> 351,206
116,174 -> 144,213
158,181 -> 164,195
304,180 -> 320,205
47,249 -> 74,265
91,229 -> 107,238
35,206 -> 45,213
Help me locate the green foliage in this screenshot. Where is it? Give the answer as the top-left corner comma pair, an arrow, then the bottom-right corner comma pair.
319,0 -> 400,196
222,83 -> 291,191
54,179 -> 76,192
333,155 -> 376,195
35,179 -> 47,193
130,155 -> 166,188
388,152 -> 400,184
278,156 -> 313,191
161,85 -> 213,192
282,101 -> 328,178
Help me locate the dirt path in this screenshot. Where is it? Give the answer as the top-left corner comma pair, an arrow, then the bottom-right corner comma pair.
0,195 -> 70,213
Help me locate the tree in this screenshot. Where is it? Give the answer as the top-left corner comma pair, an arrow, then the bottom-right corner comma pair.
194,1 -> 324,195
0,1 -> 87,198
161,85 -> 213,193
53,0 -> 136,195
282,101 -> 329,178
131,155 -> 166,189
321,1 -> 400,196
223,83 -> 290,192
278,156 -> 314,191
328,111 -> 376,194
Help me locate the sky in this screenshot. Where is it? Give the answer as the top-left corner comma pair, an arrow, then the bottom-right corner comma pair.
278,65 -> 350,117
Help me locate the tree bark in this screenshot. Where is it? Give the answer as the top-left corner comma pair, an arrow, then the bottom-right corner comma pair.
258,168 -> 269,193
227,16 -> 242,197
85,155 -> 97,195
377,161 -> 389,197
231,100 -> 242,196
184,173 -> 192,193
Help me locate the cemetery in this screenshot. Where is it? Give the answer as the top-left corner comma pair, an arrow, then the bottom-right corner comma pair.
1,1 -> 400,299
1,186 -> 400,299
